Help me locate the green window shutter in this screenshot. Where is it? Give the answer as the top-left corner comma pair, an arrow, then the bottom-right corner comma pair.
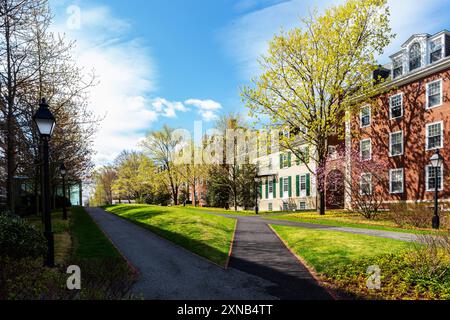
279,177 -> 283,198
288,152 -> 292,167
296,154 -> 300,166
296,175 -> 300,197
265,179 -> 269,199
273,178 -> 277,198
288,176 -> 292,197
280,153 -> 283,169
259,182 -> 262,199
305,147 -> 310,163
306,173 -> 311,197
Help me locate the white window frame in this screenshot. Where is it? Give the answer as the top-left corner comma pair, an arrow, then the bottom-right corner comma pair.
281,153 -> 289,169
268,157 -> 273,170
268,179 -> 273,198
360,173 -> 373,196
389,131 -> 404,157
426,79 -> 443,109
360,138 -> 372,161
283,177 -> 289,198
360,105 -> 371,128
268,203 -> 273,212
425,121 -> 444,151
425,165 -> 444,192
389,168 -> 404,194
299,202 -> 307,211
389,93 -> 403,120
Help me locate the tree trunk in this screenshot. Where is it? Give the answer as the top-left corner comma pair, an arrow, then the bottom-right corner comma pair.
317,189 -> 326,215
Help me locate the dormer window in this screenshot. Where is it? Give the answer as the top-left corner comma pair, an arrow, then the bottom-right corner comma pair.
393,58 -> 403,79
409,42 -> 421,71
430,38 -> 443,63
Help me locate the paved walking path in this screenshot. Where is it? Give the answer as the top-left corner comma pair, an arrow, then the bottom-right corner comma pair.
86,207 -> 332,300
210,214 -> 421,243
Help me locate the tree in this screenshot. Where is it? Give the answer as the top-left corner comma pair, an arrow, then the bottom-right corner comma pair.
317,144 -> 389,219
89,166 -> 116,206
242,0 -> 394,215
140,125 -> 183,205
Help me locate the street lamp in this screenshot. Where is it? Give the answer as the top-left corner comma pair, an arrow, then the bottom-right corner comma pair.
429,149 -> 444,229
60,163 -> 67,220
33,98 -> 56,267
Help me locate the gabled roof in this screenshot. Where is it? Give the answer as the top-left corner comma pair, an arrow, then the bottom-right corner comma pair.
401,33 -> 430,48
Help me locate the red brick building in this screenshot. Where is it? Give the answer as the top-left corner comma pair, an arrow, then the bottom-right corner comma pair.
349,30 -> 450,207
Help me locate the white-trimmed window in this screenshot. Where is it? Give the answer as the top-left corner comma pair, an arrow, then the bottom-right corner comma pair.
283,178 -> 289,197
299,202 -> 307,211
426,79 -> 442,109
360,139 -> 372,161
426,165 -> 443,192
409,42 -> 421,71
328,145 -> 337,159
426,121 -> 443,150
281,153 -> 289,168
390,93 -> 403,119
360,173 -> 372,196
268,157 -> 273,170
268,203 -> 273,212
430,38 -> 443,63
300,175 -> 307,193
393,57 -> 403,79
268,179 -> 273,195
390,168 -> 404,194
360,105 -> 371,128
389,131 -> 403,157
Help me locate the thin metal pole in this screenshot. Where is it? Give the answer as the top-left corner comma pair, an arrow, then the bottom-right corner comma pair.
62,176 -> 67,220
42,137 -> 54,267
432,166 -> 440,229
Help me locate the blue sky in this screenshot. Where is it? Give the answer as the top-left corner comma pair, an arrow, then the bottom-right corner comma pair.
49,0 -> 450,165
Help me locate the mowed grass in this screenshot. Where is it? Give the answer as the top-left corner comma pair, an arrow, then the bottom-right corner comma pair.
271,225 -> 413,273
264,212 -> 440,235
104,204 -> 237,267
178,205 -> 256,216
71,206 -> 121,260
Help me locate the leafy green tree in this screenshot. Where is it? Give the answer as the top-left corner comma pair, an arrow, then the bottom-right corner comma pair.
242,0 -> 393,215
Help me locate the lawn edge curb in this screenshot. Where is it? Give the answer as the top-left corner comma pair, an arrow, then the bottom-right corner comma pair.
103,207 -> 232,270
224,219 -> 238,269
84,207 -> 140,279
267,224 -> 339,301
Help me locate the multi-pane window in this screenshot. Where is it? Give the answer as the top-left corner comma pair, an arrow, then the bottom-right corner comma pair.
426,122 -> 443,150
360,173 -> 372,196
393,58 -> 403,79
268,203 -> 273,212
360,139 -> 371,161
282,153 -> 289,168
426,165 -> 443,191
298,146 -> 310,164
283,178 -> 289,194
430,38 -> 443,63
390,94 -> 403,119
390,131 -> 403,156
299,202 -> 306,211
426,80 -> 442,109
300,175 -> 307,192
268,157 -> 273,170
360,105 -> 371,127
328,145 -> 337,159
409,42 -> 421,71
268,180 -> 273,194
390,169 -> 404,194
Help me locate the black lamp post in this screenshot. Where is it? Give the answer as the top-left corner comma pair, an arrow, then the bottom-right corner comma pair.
33,98 -> 56,267
60,163 -> 67,220
429,149 -> 444,230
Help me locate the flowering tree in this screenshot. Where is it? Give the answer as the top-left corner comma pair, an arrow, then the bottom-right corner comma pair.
317,144 -> 389,219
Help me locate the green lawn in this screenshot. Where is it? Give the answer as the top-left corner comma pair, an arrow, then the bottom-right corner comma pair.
71,206 -> 122,260
271,225 -> 413,273
264,212 -> 442,235
104,204 -> 237,267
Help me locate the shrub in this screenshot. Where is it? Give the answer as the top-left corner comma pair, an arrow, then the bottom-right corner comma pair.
0,214 -> 47,259
388,203 -> 434,229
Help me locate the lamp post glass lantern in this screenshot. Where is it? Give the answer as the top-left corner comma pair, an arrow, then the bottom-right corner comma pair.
60,163 -> 67,221
429,150 -> 444,229
33,98 -> 56,267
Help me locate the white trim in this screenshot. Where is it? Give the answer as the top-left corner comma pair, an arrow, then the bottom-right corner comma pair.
389,168 -> 404,194
389,130 -> 404,157
389,93 -> 404,120
425,121 -> 444,150
425,165 -> 444,192
425,79 -> 443,109
360,173 -> 373,196
360,138 -> 372,161
360,105 -> 371,128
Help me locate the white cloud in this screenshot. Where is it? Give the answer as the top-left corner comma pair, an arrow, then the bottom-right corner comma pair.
151,98 -> 189,118
221,0 -> 448,77
185,99 -> 222,121
51,3 -> 158,166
